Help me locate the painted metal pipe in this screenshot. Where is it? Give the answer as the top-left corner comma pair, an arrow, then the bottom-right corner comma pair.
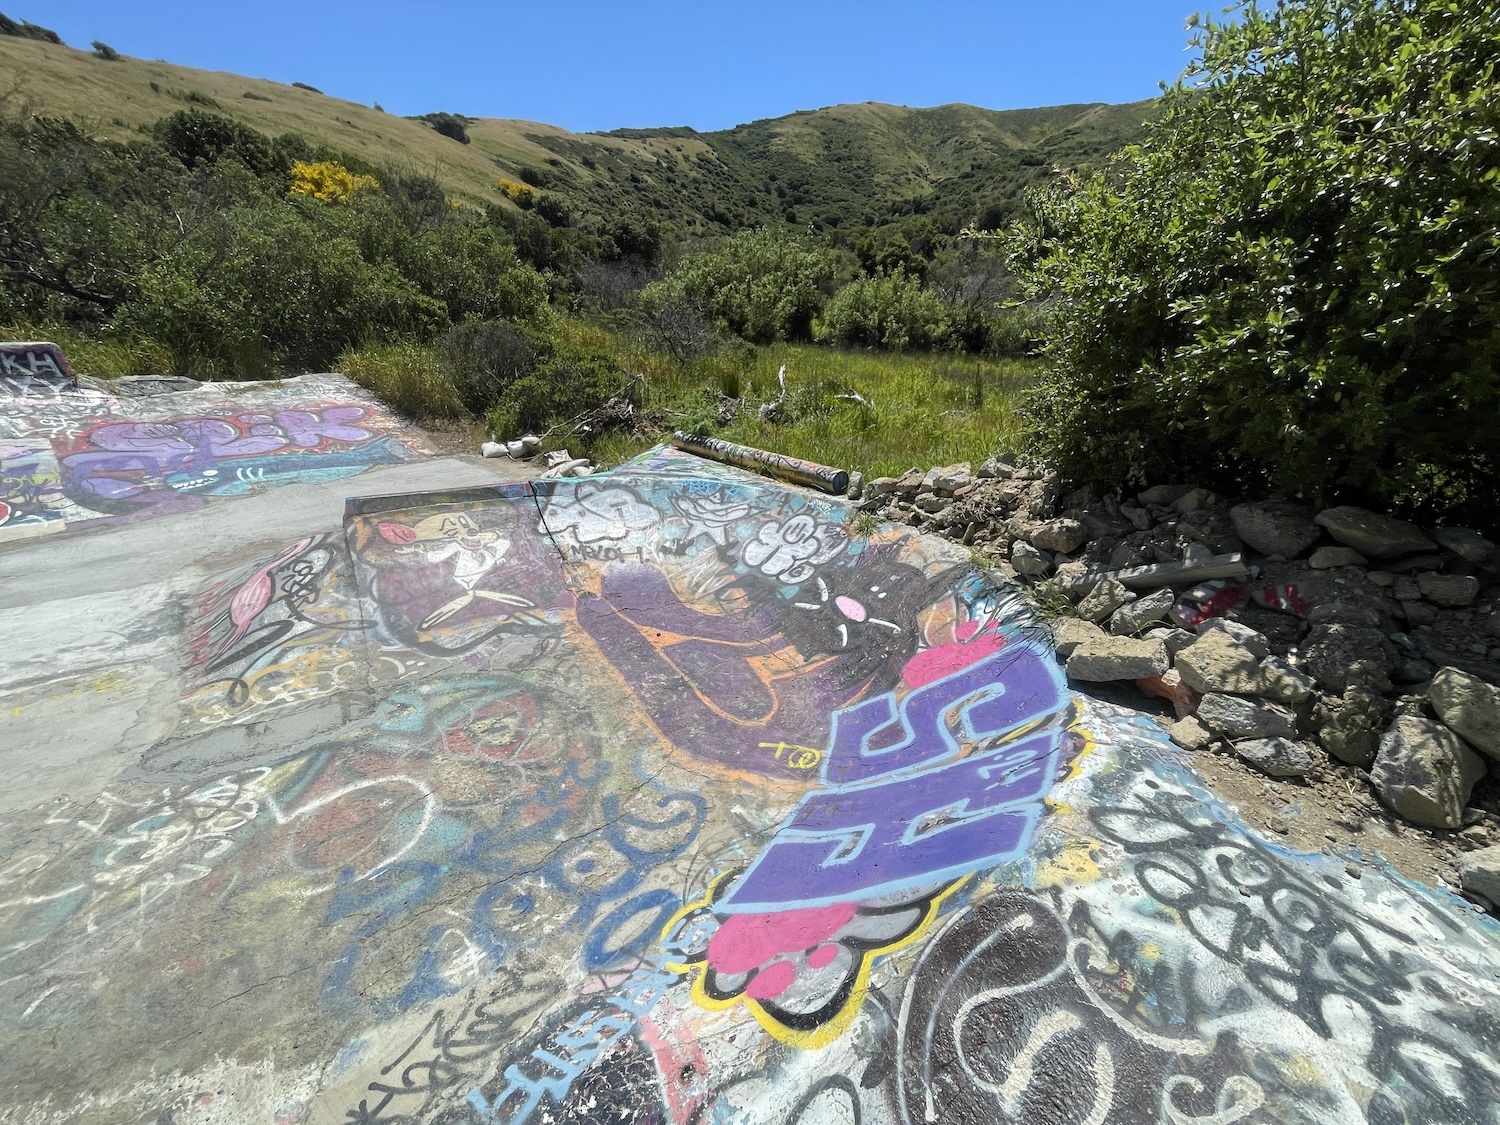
671,431 -> 850,495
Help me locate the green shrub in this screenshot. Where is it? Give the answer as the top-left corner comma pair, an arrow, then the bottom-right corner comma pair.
483,330 -> 632,438
642,228 -> 845,344
91,40 -> 120,61
441,320 -> 541,412
1009,0 -> 1500,513
815,268 -> 950,351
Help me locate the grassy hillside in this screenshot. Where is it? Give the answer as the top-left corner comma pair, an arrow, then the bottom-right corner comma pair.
0,33 -> 1155,237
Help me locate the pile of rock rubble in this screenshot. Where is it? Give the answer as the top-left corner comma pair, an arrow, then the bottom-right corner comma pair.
857,457 -> 1500,911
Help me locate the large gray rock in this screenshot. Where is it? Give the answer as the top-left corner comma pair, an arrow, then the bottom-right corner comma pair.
1314,686 -> 1384,767
1417,572 -> 1479,607
1174,631 -> 1266,695
1230,500 -> 1321,558
1108,587 -> 1175,635
1197,693 -> 1299,740
1428,666 -> 1500,760
1432,526 -> 1496,565
1371,715 -> 1487,829
1066,636 -> 1170,681
1458,845 -> 1500,904
1314,506 -> 1435,559
1235,737 -> 1318,778
1031,517 -> 1087,554
1077,578 -> 1129,623
1301,623 -> 1397,693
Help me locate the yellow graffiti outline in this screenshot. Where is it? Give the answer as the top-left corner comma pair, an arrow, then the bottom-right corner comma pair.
660,872 -> 970,1051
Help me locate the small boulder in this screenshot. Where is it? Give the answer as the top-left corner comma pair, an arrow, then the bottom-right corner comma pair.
1428,666 -> 1500,760
1230,500 -> 1321,558
1197,693 -> 1299,740
1011,540 -> 1051,578
1168,716 -> 1215,752
865,476 -> 900,499
1258,656 -> 1317,705
1144,626 -> 1197,655
1313,686 -> 1384,767
1309,545 -> 1367,569
1314,506 -> 1436,559
1138,484 -> 1193,506
1457,845 -> 1500,905
1173,488 -> 1217,514
1432,526 -> 1496,566
1078,578 -> 1129,623
1109,587 -> 1175,634
1301,623 -> 1396,694
1417,572 -> 1479,608
1235,737 -> 1317,778
1031,517 -> 1087,554
1370,715 -> 1487,829
1052,617 -> 1106,657
1066,636 -> 1170,681
977,453 -> 1017,479
1174,631 -> 1266,695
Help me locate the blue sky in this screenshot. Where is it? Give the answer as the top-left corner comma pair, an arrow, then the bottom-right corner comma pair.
36,2 -> 1203,132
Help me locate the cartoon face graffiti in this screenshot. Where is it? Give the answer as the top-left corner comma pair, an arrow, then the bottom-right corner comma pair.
377,511 -> 534,628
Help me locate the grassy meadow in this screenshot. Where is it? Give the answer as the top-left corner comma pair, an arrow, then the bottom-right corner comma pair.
338,329 -> 1034,479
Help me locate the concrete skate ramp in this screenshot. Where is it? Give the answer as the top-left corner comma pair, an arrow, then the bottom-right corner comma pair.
0,369 -> 426,542
2,446 -> 1499,1124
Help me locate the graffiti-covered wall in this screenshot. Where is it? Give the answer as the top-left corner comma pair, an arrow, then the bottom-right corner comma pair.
2,447 -> 1498,1125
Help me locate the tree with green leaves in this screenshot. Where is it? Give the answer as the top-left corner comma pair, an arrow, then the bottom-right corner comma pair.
1010,0 -> 1500,515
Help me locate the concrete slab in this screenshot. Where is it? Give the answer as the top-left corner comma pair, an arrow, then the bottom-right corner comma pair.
1,441 -> 1498,1125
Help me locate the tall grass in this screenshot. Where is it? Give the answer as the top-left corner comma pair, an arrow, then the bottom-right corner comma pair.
0,324 -> 174,379
336,341 -> 467,420
594,339 -> 1035,478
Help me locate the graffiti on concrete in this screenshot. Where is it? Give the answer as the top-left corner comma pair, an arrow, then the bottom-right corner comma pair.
4,454 -> 1500,1125
0,375 -> 427,538
0,340 -> 73,391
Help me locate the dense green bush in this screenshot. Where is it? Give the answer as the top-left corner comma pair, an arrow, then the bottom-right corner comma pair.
482,328 -> 633,438
815,268 -> 950,351
1010,0 -> 1500,512
641,227 -> 846,344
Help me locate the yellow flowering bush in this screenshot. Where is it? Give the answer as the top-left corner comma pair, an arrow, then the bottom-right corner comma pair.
497,177 -> 535,208
289,160 -> 380,204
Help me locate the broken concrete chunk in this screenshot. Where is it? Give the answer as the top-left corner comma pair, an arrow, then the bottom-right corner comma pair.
1314,506 -> 1436,558
1066,636 -> 1170,681
1109,587 -> 1175,634
1051,617 -> 1106,657
1193,617 -> 1270,660
1230,500 -> 1321,558
1174,631 -> 1266,695
1301,623 -> 1397,694
1168,716 -> 1215,752
1235,737 -> 1317,778
1078,578 -> 1129,623
1371,715 -> 1487,829
1197,693 -> 1299,740
1428,666 -> 1500,760
1138,484 -> 1194,506
1417,572 -> 1480,608
1173,488 -> 1216,514
1144,626 -> 1197,656
1030,517 -> 1087,554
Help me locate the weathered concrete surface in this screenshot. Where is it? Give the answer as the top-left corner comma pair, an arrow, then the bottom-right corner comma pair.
2,435 -> 1499,1125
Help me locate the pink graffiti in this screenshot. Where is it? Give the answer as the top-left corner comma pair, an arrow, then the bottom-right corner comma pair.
706,902 -> 856,998
225,537 -> 316,651
85,406 -> 373,460
901,619 -> 1007,688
